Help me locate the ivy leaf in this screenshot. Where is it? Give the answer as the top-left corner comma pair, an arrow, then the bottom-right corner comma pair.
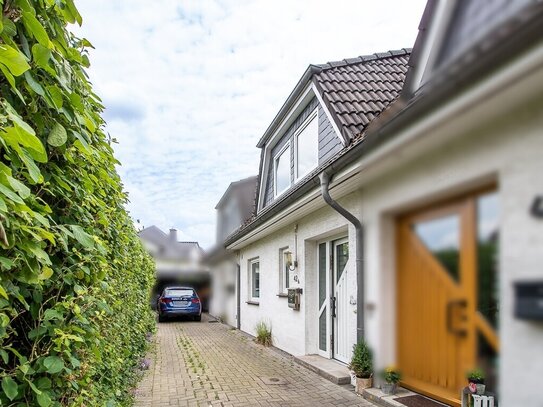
20,149 -> 43,183
0,44 -> 30,76
37,391 -> 52,407
38,266 -> 54,280
46,86 -> 64,109
4,102 -> 36,136
43,356 -> 64,374
1,376 -> 18,401
0,196 -> 7,212
69,225 -> 95,248
22,12 -> 52,49
0,183 -> 25,204
24,71 -> 45,96
31,44 -> 53,74
2,18 -> 17,37
7,176 -> 31,199
48,123 -> 67,147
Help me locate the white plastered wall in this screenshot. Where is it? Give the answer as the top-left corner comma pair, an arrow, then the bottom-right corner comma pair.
238,194 -> 361,358
359,94 -> 543,406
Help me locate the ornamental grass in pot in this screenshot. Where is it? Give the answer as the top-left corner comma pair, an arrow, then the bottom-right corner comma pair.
348,341 -> 373,394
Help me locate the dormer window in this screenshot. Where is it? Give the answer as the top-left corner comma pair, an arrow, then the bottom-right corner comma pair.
274,142 -> 291,197
295,110 -> 318,180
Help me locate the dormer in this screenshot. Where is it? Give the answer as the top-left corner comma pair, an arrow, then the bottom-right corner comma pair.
256,50 -> 411,212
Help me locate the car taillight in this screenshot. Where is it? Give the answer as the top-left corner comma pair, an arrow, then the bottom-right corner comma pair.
191,298 -> 200,304
160,298 -> 172,303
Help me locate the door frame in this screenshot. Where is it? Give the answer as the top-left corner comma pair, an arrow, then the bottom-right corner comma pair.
395,184 -> 499,406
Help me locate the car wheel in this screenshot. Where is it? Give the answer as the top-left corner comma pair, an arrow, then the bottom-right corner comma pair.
158,314 -> 166,323
194,315 -> 201,322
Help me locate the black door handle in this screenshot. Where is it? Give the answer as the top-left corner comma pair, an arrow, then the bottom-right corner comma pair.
447,299 -> 467,337
331,296 -> 337,318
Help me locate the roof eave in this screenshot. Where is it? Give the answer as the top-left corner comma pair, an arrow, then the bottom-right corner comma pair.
255,64 -> 323,148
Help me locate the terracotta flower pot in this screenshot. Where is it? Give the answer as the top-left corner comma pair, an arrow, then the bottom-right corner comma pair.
355,377 -> 373,394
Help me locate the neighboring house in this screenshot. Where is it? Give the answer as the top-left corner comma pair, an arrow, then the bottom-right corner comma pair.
139,226 -> 209,309
206,176 -> 258,326
223,1 -> 543,406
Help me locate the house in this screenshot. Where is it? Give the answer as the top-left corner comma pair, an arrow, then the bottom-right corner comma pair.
224,49 -> 411,364
139,226 -> 209,309
206,176 -> 258,327
223,0 -> 543,406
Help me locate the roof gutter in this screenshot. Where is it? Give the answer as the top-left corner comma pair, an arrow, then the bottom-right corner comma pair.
319,172 -> 365,343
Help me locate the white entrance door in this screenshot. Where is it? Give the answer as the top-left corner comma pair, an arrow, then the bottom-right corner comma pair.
317,242 -> 331,358
333,238 -> 350,363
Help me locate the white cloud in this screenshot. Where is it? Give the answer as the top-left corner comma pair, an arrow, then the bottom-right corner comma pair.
72,0 -> 427,249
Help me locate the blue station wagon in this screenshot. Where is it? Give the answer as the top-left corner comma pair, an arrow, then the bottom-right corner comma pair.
157,286 -> 202,322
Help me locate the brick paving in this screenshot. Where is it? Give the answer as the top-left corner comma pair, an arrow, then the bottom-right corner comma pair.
134,315 -> 374,406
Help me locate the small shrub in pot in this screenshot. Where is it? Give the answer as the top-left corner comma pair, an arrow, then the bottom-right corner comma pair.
467,368 -> 486,395
381,367 -> 401,395
349,341 -> 373,393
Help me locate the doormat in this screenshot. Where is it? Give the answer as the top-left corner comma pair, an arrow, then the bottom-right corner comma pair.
395,395 -> 448,407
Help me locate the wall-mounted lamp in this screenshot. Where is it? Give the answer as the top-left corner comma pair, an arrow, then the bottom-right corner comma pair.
530,195 -> 543,218
285,251 -> 297,271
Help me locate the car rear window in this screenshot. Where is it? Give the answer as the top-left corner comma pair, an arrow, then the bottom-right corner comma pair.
164,288 -> 194,297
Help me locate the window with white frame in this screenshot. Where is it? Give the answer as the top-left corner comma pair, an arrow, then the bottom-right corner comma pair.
249,258 -> 260,301
279,248 -> 292,293
274,143 -> 291,197
295,111 -> 318,180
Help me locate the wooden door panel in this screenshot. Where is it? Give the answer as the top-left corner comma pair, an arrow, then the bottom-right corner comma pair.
398,214 -> 466,406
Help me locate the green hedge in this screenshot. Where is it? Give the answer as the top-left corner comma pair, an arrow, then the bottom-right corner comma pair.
0,0 -> 156,405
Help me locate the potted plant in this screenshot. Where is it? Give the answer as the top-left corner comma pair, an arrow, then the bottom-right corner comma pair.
467,368 -> 486,395
348,341 -> 373,393
381,367 -> 401,395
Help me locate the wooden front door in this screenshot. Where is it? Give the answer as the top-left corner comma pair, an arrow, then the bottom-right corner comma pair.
397,190 -> 500,406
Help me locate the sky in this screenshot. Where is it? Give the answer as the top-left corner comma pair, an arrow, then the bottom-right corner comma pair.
73,0 -> 427,249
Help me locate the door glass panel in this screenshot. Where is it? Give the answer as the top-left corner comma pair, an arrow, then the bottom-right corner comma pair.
318,243 -> 326,308
477,192 -> 499,328
335,242 -> 348,283
319,309 -> 327,351
414,214 -> 460,282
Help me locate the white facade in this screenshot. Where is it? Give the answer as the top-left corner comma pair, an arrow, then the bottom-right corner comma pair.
230,43 -> 543,405
238,197 -> 360,358
208,256 -> 238,327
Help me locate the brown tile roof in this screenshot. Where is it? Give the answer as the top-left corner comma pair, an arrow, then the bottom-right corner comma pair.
313,49 -> 411,139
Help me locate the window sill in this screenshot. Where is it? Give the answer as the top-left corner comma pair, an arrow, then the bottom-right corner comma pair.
277,293 -> 288,298
246,301 -> 260,306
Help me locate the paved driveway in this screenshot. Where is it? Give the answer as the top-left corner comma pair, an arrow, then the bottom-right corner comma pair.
134,315 -> 373,406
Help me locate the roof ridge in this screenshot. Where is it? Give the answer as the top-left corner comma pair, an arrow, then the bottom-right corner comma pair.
315,48 -> 412,71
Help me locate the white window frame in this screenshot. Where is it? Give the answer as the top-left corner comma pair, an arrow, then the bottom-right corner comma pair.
279,247 -> 292,294
248,258 -> 260,302
294,109 -> 319,181
273,141 -> 291,198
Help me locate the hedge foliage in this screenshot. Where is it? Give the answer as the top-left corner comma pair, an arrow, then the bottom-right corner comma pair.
0,0 -> 156,405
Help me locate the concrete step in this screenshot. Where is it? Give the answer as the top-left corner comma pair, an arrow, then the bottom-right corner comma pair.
294,354 -> 351,385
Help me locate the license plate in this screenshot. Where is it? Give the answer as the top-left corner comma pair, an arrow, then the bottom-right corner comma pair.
172,301 -> 188,307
